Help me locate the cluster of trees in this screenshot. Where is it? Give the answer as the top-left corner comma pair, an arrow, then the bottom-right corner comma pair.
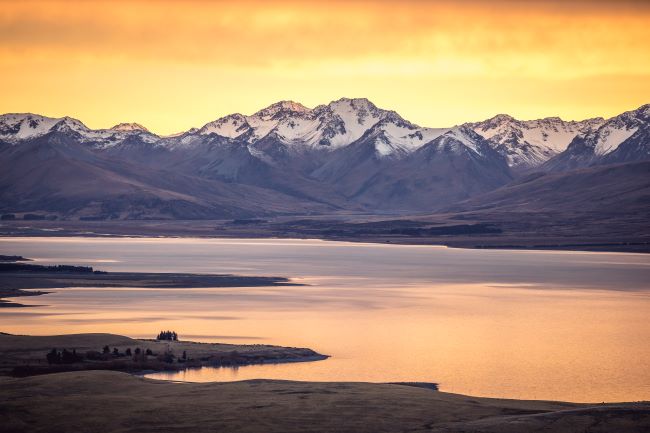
47,346 -> 158,364
45,343 -> 189,365
46,349 -> 83,364
156,330 -> 178,341
100,345 -> 153,358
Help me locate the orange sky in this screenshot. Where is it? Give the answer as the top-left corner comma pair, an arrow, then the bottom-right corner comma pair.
1,0 -> 649,134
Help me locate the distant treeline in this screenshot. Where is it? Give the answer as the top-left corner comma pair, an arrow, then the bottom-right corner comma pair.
0,255 -> 28,262
274,219 -> 502,237
322,223 -> 502,237
230,218 -> 268,225
44,344 -> 187,367
0,262 -> 105,274
0,213 -> 58,221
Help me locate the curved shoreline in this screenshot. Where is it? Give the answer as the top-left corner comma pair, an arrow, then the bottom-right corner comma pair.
0,333 -> 328,377
0,258 -> 303,308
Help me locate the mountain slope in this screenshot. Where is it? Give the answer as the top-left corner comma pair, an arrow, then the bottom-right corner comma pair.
0,100 -> 648,219
0,132 -> 336,219
320,127 -> 513,211
448,161 -> 650,215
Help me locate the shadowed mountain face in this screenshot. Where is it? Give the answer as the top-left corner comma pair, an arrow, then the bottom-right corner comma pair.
0,132 -> 337,219
0,99 -> 648,219
314,127 -> 513,212
447,161 -> 650,215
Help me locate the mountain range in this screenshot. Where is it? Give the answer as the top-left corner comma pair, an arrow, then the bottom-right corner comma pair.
0,98 -> 648,220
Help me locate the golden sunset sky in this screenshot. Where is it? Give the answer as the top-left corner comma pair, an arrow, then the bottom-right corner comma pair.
1,0 -> 649,134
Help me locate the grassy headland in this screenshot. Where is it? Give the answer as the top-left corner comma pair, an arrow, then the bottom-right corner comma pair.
0,333 -> 327,377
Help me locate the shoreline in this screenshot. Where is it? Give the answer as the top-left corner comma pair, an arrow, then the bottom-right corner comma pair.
1,231 -> 649,255
1,218 -> 648,254
0,333 -> 328,377
0,259 -> 303,308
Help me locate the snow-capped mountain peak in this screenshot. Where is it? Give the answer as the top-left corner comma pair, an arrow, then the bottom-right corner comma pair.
253,101 -> 311,119
199,113 -> 251,138
196,97 -> 425,152
581,104 -> 649,156
110,122 -> 150,133
1,101 -> 647,171
0,113 -> 95,142
433,126 -> 486,155
468,113 -> 605,169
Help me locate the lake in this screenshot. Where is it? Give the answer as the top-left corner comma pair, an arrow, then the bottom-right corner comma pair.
1,236 -> 649,402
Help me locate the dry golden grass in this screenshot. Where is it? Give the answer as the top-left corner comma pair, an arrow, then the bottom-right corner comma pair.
0,370 -> 648,433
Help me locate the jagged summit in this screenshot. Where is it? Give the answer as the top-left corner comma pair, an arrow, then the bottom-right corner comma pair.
1,102 -> 648,218
110,122 -> 150,133
468,112 -> 606,169
1,101 -> 648,171
254,100 -> 311,117
0,113 -> 83,142
542,103 -> 650,170
483,114 -> 516,124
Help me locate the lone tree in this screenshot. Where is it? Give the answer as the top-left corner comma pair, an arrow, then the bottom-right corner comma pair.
156,330 -> 178,341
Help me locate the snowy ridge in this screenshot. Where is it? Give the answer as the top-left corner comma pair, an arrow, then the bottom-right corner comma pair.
424,126 -> 488,156
0,113 -> 66,142
468,114 -> 605,168
195,98 -> 446,155
0,113 -> 159,147
111,122 -> 150,133
586,104 -> 649,155
2,101 -> 648,169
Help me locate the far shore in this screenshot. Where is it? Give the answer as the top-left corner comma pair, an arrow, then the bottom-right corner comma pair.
0,257 -> 302,308
1,218 -> 649,253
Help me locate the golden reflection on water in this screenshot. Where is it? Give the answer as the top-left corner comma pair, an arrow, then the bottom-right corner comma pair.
4,283 -> 649,402
1,237 -> 649,402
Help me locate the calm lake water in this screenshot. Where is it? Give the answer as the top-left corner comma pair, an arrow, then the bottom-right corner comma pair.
1,236 -> 649,402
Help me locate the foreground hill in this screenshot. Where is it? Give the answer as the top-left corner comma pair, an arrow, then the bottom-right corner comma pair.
1,371 -> 648,433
